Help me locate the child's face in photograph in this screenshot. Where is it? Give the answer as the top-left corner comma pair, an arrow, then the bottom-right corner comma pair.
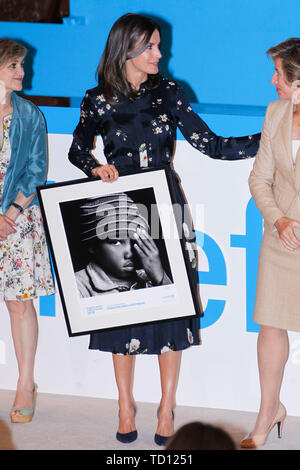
90,237 -> 137,279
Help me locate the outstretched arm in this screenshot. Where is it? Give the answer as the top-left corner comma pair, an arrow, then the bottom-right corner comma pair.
174,84 -> 260,160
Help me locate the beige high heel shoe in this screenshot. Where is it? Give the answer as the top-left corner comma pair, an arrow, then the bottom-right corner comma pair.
240,402 -> 287,449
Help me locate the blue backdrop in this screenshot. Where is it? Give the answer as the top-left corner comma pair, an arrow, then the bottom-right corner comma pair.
0,0 -> 298,107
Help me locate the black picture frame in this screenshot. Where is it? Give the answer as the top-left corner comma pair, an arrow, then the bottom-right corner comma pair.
37,166 -> 201,336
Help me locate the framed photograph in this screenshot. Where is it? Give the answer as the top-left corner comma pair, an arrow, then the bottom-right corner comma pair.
37,167 -> 201,336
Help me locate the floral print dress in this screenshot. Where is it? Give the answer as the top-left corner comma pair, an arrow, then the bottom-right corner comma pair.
0,115 -> 55,301
69,76 -> 260,355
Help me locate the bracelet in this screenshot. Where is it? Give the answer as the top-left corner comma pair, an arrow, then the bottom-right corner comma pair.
11,202 -> 24,213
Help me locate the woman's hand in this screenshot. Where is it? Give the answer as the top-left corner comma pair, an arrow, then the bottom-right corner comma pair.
0,214 -> 17,241
91,164 -> 119,182
274,217 -> 300,250
133,227 -> 165,285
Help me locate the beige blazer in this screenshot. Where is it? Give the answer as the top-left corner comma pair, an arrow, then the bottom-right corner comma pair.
249,99 -> 300,232
249,99 -> 300,331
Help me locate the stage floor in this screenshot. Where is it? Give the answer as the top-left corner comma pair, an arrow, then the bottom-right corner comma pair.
1,389 -> 300,450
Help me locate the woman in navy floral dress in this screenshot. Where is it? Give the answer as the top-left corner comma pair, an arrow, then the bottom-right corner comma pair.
69,13 -> 260,445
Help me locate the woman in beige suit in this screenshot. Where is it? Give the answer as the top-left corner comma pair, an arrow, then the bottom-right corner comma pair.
241,38 -> 300,449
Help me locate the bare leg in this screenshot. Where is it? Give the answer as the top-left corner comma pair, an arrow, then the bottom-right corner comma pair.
112,354 -> 136,433
251,325 -> 289,435
156,350 -> 182,436
6,299 -> 38,414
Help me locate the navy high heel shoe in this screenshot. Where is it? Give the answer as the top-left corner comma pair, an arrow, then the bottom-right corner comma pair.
116,429 -> 138,444
154,408 -> 174,446
116,405 -> 138,443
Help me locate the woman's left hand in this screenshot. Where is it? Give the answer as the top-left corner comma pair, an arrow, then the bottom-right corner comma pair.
133,228 -> 164,285
275,216 -> 300,250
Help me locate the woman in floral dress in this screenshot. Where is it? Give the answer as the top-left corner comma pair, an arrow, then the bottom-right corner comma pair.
69,13 -> 260,444
0,39 -> 55,423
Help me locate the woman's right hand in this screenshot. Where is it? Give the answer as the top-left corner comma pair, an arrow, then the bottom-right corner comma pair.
274,216 -> 300,250
133,228 -> 165,285
91,164 -> 119,182
0,214 -> 17,241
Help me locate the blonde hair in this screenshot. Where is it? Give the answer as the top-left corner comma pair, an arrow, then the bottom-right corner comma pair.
0,38 -> 27,68
267,38 -> 300,86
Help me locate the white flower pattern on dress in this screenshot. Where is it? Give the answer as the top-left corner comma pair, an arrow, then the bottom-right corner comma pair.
125,338 -> 148,354
187,328 -> 194,344
126,339 -> 140,353
161,342 -> 175,354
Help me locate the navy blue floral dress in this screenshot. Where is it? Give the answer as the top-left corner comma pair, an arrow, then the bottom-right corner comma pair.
69,75 -> 260,355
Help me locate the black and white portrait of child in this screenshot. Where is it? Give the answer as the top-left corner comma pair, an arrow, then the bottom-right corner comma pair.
60,190 -> 173,299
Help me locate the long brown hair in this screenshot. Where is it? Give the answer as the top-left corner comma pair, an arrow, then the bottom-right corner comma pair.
96,13 -> 162,102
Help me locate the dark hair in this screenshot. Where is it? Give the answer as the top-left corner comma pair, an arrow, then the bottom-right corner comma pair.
165,422 -> 236,450
267,38 -> 300,85
96,13 -> 162,102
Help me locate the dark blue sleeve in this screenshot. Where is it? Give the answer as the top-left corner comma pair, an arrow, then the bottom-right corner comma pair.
174,85 -> 260,160
68,92 -> 101,176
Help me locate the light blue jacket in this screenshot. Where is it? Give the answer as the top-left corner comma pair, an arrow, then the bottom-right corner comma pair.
2,92 -> 47,213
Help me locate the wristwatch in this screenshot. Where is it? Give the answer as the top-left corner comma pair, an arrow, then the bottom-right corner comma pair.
11,202 -> 24,213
